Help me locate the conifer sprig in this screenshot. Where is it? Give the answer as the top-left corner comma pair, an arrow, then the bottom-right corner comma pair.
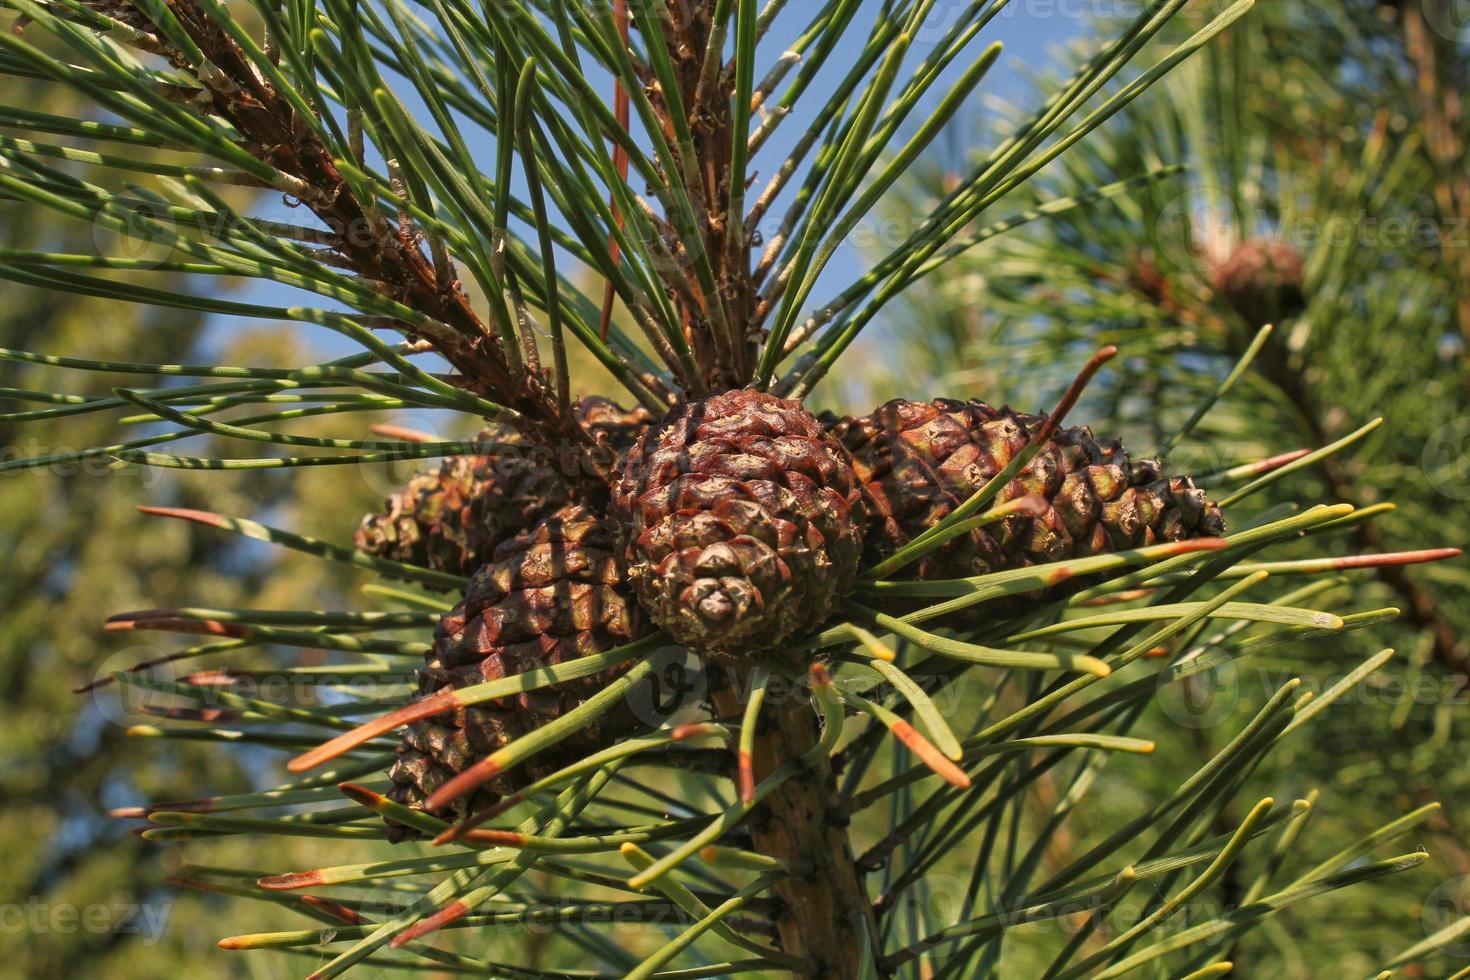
0,0 -> 1462,975
2,0 -> 1255,477
92,397 -> 1460,973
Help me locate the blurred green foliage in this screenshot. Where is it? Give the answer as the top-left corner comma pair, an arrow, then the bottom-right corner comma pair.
0,78 -> 395,978
875,4 -> 1470,976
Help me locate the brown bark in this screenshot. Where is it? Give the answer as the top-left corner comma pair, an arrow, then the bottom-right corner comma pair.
1400,2 -> 1470,354
1123,260 -> 1469,675
713,680 -> 878,978
622,1 -> 761,390
102,0 -> 609,487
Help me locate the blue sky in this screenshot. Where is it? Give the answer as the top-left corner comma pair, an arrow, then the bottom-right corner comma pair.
215,4 -> 1080,368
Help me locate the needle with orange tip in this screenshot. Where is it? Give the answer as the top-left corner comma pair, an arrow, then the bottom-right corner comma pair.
736,664 -> 771,804
863,657 -> 966,762
698,844 -> 796,873
1197,448 -> 1312,488
392,763 -> 625,949
431,722 -> 732,847
289,688 -> 460,772
801,662 -> 847,768
337,782 -> 448,839
286,637 -> 662,774
423,659 -> 654,814
837,623 -> 897,661
842,688 -> 971,789
135,503 -> 468,592
857,536 -> 1230,630
367,422 -> 437,443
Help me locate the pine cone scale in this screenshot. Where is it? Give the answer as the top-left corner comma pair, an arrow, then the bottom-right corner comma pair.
835,398 -> 1225,605
356,399 -> 651,579
384,503 -> 648,839
617,390 -> 865,656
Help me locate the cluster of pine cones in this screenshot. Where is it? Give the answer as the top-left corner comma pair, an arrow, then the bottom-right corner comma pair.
358,389 -> 1225,837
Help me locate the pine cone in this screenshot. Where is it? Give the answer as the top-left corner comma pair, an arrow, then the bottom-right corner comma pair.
834,399 -> 1224,604
1209,237 -> 1308,328
385,504 -> 648,839
615,390 -> 865,656
356,399 -> 650,578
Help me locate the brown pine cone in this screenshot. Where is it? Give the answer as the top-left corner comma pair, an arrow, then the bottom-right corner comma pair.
1209,237 -> 1308,328
834,399 -> 1224,594
356,398 -> 650,579
384,504 -> 648,839
615,390 -> 865,656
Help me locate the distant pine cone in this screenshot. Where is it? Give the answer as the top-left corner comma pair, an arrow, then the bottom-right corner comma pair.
1209,237 -> 1307,328
356,398 -> 650,578
384,504 -> 647,839
616,390 -> 865,656
835,399 -> 1224,609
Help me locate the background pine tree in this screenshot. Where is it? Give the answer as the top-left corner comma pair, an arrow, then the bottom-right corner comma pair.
0,0 -> 1465,976
0,75 -> 390,978
876,4 -> 1470,975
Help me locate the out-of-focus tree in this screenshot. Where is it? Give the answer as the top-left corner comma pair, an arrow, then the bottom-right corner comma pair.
0,74 -> 390,976
875,5 -> 1470,976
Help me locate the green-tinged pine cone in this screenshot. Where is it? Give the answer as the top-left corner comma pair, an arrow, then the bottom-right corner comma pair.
384,504 -> 648,839
356,398 -> 650,578
834,399 -> 1225,611
1209,237 -> 1308,328
615,389 -> 865,656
